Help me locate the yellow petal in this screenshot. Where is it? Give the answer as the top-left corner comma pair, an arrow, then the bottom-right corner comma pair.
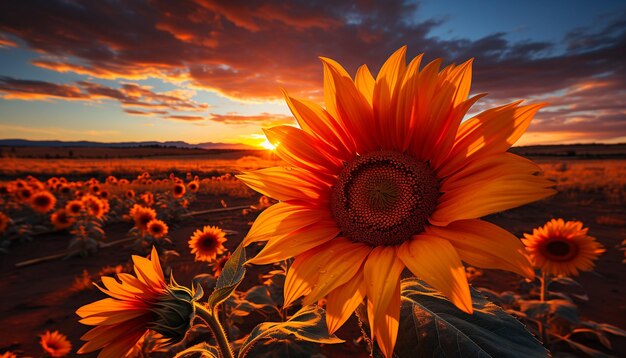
397,235 -> 473,314
264,125 -> 343,175
283,237 -> 368,307
131,254 -> 163,288
426,220 -> 534,279
243,202 -> 330,245
326,271 -> 366,334
438,102 -> 546,177
396,53 -> 424,152
237,167 -> 329,202
431,153 -> 555,226
363,246 -> 404,353
247,218 -> 340,265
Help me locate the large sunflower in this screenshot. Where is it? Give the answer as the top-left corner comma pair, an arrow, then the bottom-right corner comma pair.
522,218 -> 604,276
238,47 -> 554,357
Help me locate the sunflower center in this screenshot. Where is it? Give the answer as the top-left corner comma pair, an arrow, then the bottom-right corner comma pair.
331,150 -> 440,246
543,239 -> 578,261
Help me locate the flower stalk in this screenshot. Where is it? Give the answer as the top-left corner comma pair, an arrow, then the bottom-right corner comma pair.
195,303 -> 234,358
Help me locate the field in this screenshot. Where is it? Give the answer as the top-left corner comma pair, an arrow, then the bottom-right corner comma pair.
1,148 -> 625,357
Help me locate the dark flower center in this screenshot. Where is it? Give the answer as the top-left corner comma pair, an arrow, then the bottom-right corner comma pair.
543,239 -> 578,261
331,150 -> 440,246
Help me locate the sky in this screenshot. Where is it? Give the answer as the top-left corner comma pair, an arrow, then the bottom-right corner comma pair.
0,0 -> 625,147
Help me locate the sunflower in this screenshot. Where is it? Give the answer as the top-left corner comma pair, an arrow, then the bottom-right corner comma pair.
187,181 -> 199,192
65,200 -> 85,216
0,212 -> 9,234
51,209 -> 75,230
212,252 -> 231,278
130,204 -> 157,232
237,47 -> 554,357
0,351 -> 16,358
39,330 -> 72,357
76,247 -> 199,357
30,191 -> 57,213
125,189 -> 135,199
188,225 -> 227,262
17,186 -> 33,201
82,194 -> 106,219
147,219 -> 169,238
173,183 -> 186,198
522,218 -> 604,276
141,192 -> 154,206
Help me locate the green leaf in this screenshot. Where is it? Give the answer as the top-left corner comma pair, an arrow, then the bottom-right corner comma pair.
174,342 -> 219,358
396,278 -> 548,358
237,305 -> 344,358
207,244 -> 246,310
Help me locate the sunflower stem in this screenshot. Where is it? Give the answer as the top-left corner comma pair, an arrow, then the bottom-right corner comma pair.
195,303 -> 234,358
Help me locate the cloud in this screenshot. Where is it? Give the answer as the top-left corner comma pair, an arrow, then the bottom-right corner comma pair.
0,1 -> 624,142
208,112 -> 294,126
0,76 -> 208,116
165,114 -> 205,121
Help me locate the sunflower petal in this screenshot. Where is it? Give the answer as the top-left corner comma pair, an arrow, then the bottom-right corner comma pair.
431,153 -> 555,226
243,202 -> 330,245
363,246 -> 404,353
438,102 -> 546,177
283,237 -> 368,307
426,219 -> 534,279
373,46 -> 406,149
237,167 -> 328,202
326,271 -> 366,334
264,125 -> 343,175
397,235 -> 472,313
396,53 -> 423,152
246,219 -> 340,265
355,64 -> 375,105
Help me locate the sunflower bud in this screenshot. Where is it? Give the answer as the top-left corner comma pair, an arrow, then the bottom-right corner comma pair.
149,276 -> 203,344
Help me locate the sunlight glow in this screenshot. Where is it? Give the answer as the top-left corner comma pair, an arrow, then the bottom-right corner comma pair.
259,139 -> 276,150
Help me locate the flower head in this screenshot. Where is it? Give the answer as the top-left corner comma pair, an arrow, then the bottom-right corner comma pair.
188,225 -> 227,262
187,181 -> 199,192
212,252 -> 231,278
173,183 -> 186,198
237,47 -> 554,357
0,351 -> 17,358
130,204 -> 157,232
125,189 -> 135,199
522,218 -> 604,276
76,247 -> 201,357
65,200 -> 84,216
30,191 -> 57,213
147,219 -> 168,238
51,209 -> 75,230
81,194 -> 107,219
40,330 -> 72,357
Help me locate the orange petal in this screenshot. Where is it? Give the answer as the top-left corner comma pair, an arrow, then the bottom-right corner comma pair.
355,64 -> 375,105
131,254 -> 164,289
426,220 -> 534,279
243,202 -> 330,245
363,246 -> 404,354
396,53 -> 423,152
438,102 -> 546,177
326,270 -> 366,334
373,46 -> 406,150
283,237 -> 368,307
246,218 -> 340,265
264,125 -> 343,175
237,167 -> 329,202
431,153 -> 555,226
320,57 -> 377,153
283,91 -> 355,159
397,234 -> 473,314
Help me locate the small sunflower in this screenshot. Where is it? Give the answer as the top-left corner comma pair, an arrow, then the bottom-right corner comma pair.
189,225 -> 227,262
130,204 -> 157,232
147,219 -> 169,238
82,194 -> 106,219
51,209 -> 75,230
173,183 -> 186,198
0,212 -> 9,234
30,191 -> 57,213
125,189 -> 135,199
522,218 -> 605,276
187,181 -> 199,192
0,351 -> 17,358
237,47 -> 554,356
39,330 -> 72,357
65,200 -> 84,216
76,247 -> 200,357
17,187 -> 33,201
141,192 -> 154,206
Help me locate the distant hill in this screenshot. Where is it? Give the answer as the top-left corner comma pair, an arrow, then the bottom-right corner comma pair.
0,139 -> 256,150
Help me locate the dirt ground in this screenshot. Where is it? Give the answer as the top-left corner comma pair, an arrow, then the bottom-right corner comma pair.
1,190 -> 625,357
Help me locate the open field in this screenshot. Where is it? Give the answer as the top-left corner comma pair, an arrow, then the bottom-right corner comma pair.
0,150 -> 625,357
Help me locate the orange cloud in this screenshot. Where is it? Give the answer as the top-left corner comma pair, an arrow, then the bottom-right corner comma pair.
208,112 -> 295,126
